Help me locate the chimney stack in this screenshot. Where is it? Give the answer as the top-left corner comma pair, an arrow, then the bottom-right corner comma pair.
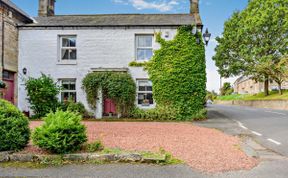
190,0 -> 199,14
38,0 -> 55,17
189,0 -> 203,31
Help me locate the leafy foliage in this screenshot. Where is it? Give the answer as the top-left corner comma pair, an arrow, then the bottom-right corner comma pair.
0,80 -> 6,89
82,72 -> 136,116
59,99 -> 89,118
85,140 -> 104,152
146,26 -> 206,120
128,61 -> 147,67
206,90 -> 218,101
25,74 -> 60,118
213,0 -> 288,95
32,110 -> 87,154
0,99 -> 30,151
220,82 -> 234,96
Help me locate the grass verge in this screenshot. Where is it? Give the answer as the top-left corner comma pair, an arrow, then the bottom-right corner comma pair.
217,90 -> 288,101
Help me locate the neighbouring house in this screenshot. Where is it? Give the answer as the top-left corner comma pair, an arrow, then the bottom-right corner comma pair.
17,0 -> 203,118
0,0 -> 33,104
233,76 -> 288,94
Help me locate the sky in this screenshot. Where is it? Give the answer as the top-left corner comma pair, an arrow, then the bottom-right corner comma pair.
12,0 -> 248,92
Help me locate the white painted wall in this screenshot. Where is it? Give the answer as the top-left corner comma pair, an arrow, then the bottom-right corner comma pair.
18,27 -> 178,118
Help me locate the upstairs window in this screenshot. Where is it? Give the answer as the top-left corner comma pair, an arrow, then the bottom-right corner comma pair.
60,36 -> 77,60
136,35 -> 153,61
60,79 -> 77,102
137,80 -> 153,106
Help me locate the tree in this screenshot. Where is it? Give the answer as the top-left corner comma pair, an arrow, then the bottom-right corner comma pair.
220,82 -> 233,96
213,0 -> 288,96
258,57 -> 288,95
25,74 -> 60,118
206,90 -> 218,101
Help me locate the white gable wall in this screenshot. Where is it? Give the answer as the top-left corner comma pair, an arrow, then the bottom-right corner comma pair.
18,27 -> 178,117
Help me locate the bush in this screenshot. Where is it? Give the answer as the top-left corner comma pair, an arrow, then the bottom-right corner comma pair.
25,74 -> 60,119
129,106 -> 207,121
0,99 -> 30,151
129,106 -> 177,120
86,140 -> 104,152
58,100 -> 88,118
32,110 -> 87,154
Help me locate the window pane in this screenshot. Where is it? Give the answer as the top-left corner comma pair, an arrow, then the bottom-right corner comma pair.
61,49 -> 69,60
62,79 -> 76,90
138,93 -> 153,105
69,49 -> 77,60
69,38 -> 76,47
62,37 -> 76,47
146,93 -> 154,104
137,49 -> 153,61
61,49 -> 77,60
61,92 -> 69,101
69,92 -> 77,102
62,38 -> 69,47
137,36 -> 152,47
147,86 -> 152,91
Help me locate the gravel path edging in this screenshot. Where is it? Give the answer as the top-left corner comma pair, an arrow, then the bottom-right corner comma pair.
0,152 -> 166,164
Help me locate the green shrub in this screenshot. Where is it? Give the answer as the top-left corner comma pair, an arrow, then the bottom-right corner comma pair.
58,99 -> 88,118
86,140 -> 104,152
25,74 -> 60,119
128,61 -> 147,67
0,99 -> 30,151
129,106 -> 177,120
32,110 -> 87,154
67,102 -> 87,116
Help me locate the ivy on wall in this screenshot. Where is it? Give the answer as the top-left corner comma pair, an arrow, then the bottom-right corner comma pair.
146,25 -> 207,120
82,72 -> 136,115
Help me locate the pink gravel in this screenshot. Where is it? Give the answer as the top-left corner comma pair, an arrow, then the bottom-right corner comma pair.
29,121 -> 258,173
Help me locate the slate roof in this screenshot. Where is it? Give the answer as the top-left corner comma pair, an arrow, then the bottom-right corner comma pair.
1,0 -> 32,21
21,14 -> 197,27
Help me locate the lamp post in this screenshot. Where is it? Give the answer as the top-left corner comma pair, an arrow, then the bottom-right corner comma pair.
192,27 -> 211,46
203,28 -> 211,46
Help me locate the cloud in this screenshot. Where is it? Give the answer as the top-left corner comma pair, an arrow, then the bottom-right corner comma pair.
113,0 -> 180,12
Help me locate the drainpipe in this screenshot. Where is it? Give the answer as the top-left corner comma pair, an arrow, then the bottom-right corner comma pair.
1,10 -> 4,75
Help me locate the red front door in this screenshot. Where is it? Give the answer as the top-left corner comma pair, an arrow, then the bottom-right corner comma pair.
3,80 -> 14,103
104,98 -> 117,115
2,70 -> 15,104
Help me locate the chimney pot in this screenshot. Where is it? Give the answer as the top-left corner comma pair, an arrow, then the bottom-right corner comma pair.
38,0 -> 55,17
190,0 -> 199,14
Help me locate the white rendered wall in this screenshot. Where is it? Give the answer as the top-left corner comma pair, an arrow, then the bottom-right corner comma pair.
18,27 -> 178,118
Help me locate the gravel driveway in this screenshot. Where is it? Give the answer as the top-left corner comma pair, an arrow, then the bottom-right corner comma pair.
30,121 -> 257,173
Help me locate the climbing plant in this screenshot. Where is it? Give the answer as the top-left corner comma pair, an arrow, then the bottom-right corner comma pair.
82,72 -> 136,115
146,25 -> 207,120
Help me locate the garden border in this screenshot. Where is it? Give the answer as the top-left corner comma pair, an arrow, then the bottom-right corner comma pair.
0,152 -> 166,164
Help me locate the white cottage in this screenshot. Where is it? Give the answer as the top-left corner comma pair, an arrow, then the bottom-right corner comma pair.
17,0 -> 202,118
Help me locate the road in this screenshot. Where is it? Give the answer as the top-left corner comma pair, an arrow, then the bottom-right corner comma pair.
209,104 -> 288,156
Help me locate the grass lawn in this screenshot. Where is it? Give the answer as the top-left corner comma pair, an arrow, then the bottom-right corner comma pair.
217,90 -> 288,101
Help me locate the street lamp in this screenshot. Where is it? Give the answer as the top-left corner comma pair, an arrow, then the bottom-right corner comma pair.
192,26 -> 211,46
203,28 -> 211,46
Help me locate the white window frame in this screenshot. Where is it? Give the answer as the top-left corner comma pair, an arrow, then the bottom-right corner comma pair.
136,79 -> 154,108
59,35 -> 77,61
59,79 -> 77,102
135,34 -> 154,61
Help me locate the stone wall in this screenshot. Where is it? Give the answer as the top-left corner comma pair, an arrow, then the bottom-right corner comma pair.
215,100 -> 288,110
0,2 -> 31,103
